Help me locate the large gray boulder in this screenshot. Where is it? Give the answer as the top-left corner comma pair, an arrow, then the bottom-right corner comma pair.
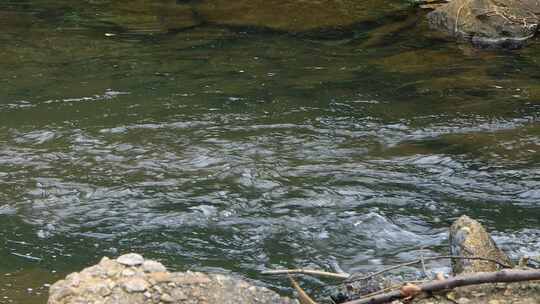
48,253 -> 297,304
427,0 -> 540,47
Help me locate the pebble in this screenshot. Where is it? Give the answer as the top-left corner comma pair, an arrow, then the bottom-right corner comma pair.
149,272 -> 172,284
117,253 -> 144,266
142,260 -> 167,273
122,278 -> 149,293
160,293 -> 174,302
457,297 -> 471,304
171,289 -> 188,300
122,269 -> 136,277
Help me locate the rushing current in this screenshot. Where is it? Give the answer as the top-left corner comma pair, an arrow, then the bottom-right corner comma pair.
0,1 -> 539,303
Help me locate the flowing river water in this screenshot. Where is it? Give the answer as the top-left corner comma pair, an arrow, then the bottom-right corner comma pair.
1,1 -> 539,303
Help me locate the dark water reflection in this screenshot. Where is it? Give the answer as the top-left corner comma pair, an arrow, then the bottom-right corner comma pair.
1,1 -> 539,303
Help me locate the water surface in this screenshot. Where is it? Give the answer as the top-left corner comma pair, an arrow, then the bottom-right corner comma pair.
0,1 -> 539,303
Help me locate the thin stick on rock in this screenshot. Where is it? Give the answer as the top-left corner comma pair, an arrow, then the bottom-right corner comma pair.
263,256 -> 511,284
342,269 -> 540,304
347,255 -> 512,283
353,280 -> 428,300
263,269 -> 350,279
420,252 -> 429,279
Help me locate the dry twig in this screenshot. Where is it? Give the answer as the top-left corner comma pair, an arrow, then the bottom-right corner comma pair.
454,0 -> 469,34
352,280 -> 428,300
347,255 -> 512,283
341,269 -> 540,304
420,251 -> 429,279
288,275 -> 319,304
263,269 -> 349,279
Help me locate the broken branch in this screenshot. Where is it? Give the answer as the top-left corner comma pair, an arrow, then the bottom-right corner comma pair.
288,275 -> 319,304
342,269 -> 540,304
347,255 -> 512,283
263,269 -> 350,279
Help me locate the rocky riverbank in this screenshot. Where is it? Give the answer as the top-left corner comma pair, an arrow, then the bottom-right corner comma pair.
47,253 -> 297,304
47,216 -> 539,304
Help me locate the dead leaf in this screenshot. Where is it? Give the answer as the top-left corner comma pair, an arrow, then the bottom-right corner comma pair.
436,272 -> 445,281
400,283 -> 422,300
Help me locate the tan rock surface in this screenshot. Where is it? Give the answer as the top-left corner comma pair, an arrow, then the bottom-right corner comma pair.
449,215 -> 513,274
48,254 -> 298,304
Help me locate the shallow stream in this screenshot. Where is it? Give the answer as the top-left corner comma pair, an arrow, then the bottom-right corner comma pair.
0,1 -> 539,303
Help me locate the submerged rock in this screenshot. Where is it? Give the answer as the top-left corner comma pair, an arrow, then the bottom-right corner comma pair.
48,255 -> 297,304
89,0 -> 406,33
97,0 -> 198,33
427,0 -> 540,48
194,0 -> 405,32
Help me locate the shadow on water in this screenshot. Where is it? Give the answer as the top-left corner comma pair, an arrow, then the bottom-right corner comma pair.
0,1 -> 539,303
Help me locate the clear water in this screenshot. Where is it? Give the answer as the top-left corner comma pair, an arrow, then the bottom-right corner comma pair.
0,1 -> 539,303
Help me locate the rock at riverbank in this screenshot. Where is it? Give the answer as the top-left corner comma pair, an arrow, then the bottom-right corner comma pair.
427,0 -> 540,48
413,215 -> 540,304
48,253 -> 297,304
449,215 -> 513,274
97,0 -> 199,33
333,215 -> 539,304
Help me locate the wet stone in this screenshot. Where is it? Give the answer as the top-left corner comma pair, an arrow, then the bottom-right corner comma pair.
193,0 -> 405,32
